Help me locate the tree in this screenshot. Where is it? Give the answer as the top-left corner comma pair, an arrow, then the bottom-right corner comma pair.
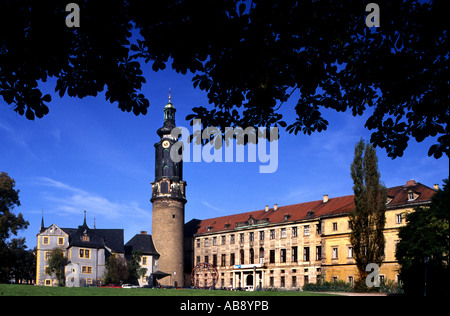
0,172 -> 29,282
127,250 -> 147,285
1,0 -> 448,159
103,255 -> 129,285
7,238 -> 36,284
396,178 -> 449,296
45,247 -> 68,286
349,139 -> 387,286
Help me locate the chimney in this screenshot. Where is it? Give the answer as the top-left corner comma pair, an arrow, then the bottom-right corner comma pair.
406,179 -> 416,186
140,231 -> 147,235
265,205 -> 269,212
323,194 -> 329,203
274,204 -> 278,211
434,184 -> 439,190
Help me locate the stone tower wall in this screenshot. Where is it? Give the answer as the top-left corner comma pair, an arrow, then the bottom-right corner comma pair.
152,198 -> 185,287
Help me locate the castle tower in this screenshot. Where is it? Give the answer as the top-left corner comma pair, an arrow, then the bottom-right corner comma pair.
151,93 -> 187,287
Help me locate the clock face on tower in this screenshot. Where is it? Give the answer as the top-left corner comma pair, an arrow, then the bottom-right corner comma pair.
162,140 -> 170,149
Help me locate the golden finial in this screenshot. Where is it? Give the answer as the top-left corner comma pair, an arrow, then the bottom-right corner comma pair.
168,88 -> 172,103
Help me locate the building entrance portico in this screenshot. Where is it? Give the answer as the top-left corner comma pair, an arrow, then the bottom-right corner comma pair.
232,264 -> 265,290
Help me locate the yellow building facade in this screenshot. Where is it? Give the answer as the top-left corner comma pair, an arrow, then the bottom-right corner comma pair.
191,180 -> 436,289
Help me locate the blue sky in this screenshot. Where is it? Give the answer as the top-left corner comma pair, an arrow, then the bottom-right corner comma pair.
1,63 -> 448,250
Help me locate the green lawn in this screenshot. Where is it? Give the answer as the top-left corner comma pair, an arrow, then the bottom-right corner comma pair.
0,284 -> 338,296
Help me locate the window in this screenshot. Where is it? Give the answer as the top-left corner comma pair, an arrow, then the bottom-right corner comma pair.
221,254 -> 226,267
260,231 -> 265,241
45,279 -> 52,286
281,228 -> 287,238
196,256 -> 200,264
280,249 -> 287,263
44,251 -> 51,261
303,247 -> 310,261
250,248 -> 254,264
280,276 -> 285,287
239,233 -> 245,243
79,248 -> 90,259
230,234 -> 235,244
196,239 -> 200,248
408,191 -> 416,201
269,250 -> 275,263
213,237 -> 217,246
304,225 -> 310,236
142,256 -> 147,265
270,229 -> 275,240
292,247 -> 298,262
204,255 -> 209,263
81,235 -> 90,242
316,246 -> 322,261
160,181 -> 169,194
316,223 -> 322,234
348,276 -> 354,286
292,227 -> 298,237
221,235 -> 226,245
230,253 -> 235,266
81,266 -> 92,274
259,248 -> 265,264
249,232 -> 254,242
332,247 -> 338,259
240,249 -> 245,265
204,238 -> 209,247
43,237 -> 49,245
332,222 -> 338,231
348,247 -> 353,258
58,237 -> 64,245
396,214 -> 403,224
213,254 -> 217,267
86,278 -> 93,285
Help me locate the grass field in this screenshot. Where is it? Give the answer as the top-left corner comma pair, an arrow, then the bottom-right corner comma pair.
0,284 -> 338,296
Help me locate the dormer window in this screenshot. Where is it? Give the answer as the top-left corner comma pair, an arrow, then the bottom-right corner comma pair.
386,196 -> 393,204
81,235 -> 90,242
407,190 -> 418,201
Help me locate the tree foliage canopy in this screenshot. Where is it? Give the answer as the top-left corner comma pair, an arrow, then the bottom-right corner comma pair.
349,139 -> 387,282
0,172 -> 28,241
1,0 -> 448,158
45,247 -> 68,286
0,172 -> 30,282
396,178 -> 449,296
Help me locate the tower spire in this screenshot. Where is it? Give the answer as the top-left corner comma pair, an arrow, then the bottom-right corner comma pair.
83,210 -> 87,227
151,94 -> 187,287
40,209 -> 45,233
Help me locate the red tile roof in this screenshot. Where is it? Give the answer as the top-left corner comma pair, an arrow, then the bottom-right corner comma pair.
193,180 -> 436,235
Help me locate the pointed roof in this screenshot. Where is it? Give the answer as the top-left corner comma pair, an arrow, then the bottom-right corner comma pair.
39,210 -> 45,233
38,212 -> 124,253
164,89 -> 174,109
125,232 -> 159,257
